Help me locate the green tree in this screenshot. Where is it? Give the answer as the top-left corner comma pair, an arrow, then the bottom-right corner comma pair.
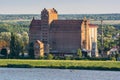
21,32 -> 29,56
97,25 -> 120,54
20,41 -> 25,58
117,37 -> 120,48
10,33 -> 16,58
77,48 -> 82,58
28,42 -> 34,59
0,48 -> 8,58
0,32 -> 11,40
22,32 -> 29,46
9,33 -> 21,58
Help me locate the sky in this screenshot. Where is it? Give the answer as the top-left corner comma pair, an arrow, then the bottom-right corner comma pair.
0,0 -> 120,14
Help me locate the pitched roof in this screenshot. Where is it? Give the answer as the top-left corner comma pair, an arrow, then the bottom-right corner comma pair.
29,19 -> 41,30
30,19 -> 41,26
50,20 -> 83,31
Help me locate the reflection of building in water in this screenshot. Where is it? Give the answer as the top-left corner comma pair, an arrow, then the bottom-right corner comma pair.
29,8 -> 98,58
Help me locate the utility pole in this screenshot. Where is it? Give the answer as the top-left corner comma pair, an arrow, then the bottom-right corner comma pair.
101,20 -> 104,57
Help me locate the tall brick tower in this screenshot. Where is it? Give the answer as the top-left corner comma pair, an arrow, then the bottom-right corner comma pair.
81,17 -> 90,50
84,17 -> 90,50
41,8 -> 58,53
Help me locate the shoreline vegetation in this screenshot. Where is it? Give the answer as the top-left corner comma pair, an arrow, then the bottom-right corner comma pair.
0,59 -> 120,71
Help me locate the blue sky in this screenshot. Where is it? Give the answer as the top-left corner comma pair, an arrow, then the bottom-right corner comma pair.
0,0 -> 120,14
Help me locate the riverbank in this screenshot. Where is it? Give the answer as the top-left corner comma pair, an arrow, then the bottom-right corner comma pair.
0,59 -> 120,71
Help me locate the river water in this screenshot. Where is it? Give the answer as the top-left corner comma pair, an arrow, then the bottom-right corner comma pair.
0,68 -> 120,80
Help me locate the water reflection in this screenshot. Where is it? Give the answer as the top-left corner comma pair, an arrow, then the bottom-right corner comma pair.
0,68 -> 120,80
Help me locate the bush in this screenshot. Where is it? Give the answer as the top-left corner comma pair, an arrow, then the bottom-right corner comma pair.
47,54 -> 54,60
0,48 -> 8,58
39,56 -> 44,59
54,56 -> 60,60
77,48 -> 82,58
65,56 -> 72,60
111,57 -> 116,61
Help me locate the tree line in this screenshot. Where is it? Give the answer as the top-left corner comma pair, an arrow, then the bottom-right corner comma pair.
1,14 -> 120,21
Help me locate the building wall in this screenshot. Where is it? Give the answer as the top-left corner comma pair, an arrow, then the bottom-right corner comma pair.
50,30 -> 81,53
80,21 -> 85,49
29,31 -> 41,43
89,26 -> 98,57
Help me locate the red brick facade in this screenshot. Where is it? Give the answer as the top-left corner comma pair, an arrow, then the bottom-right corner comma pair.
29,8 -> 98,57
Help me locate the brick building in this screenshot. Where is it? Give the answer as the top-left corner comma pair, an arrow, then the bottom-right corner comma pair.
29,8 -> 98,57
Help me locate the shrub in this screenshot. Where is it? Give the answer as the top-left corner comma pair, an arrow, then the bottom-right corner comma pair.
0,48 -> 8,57
39,56 -> 44,59
111,57 -> 116,61
65,56 -> 72,60
47,54 -> 54,60
77,48 -> 82,58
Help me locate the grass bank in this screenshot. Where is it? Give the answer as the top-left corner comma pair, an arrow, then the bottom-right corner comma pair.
0,59 -> 120,71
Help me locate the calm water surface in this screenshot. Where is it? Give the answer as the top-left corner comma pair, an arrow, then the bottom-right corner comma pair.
0,68 -> 120,80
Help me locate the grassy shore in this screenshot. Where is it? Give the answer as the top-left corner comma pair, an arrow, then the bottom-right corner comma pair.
0,59 -> 120,71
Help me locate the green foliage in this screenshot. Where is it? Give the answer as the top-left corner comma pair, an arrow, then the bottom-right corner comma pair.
115,53 -> 120,60
111,57 -> 116,61
97,25 -> 120,54
19,32 -> 29,57
9,33 -> 22,58
10,33 -> 17,58
0,48 -> 8,58
0,32 -> 11,46
0,22 -> 29,33
28,42 -> 34,59
65,56 -> 72,60
77,48 -> 82,58
39,56 -> 44,59
47,54 -> 54,60
116,37 -> 120,47
0,14 -> 39,21
0,32 -> 29,58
